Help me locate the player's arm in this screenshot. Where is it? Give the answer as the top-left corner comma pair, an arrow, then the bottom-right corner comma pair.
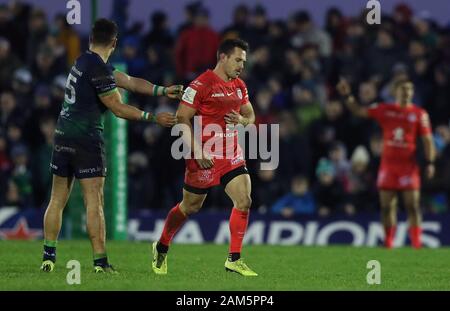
99,90 -> 177,127
336,78 -> 368,118
421,133 -> 436,180
176,104 -> 214,169
224,102 -> 255,126
113,70 -> 184,100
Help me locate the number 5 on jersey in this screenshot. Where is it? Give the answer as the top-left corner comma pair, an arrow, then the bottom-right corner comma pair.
65,73 -> 77,104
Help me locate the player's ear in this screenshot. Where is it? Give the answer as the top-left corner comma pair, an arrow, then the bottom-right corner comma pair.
111,38 -> 117,50
218,52 -> 226,63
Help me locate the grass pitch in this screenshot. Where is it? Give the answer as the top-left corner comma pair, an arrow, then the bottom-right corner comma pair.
1,240 -> 450,291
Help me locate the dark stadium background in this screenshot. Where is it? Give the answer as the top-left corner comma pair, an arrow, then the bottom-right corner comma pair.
0,0 -> 449,245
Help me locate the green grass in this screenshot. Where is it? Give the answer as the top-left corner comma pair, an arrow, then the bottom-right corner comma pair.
1,240 -> 450,290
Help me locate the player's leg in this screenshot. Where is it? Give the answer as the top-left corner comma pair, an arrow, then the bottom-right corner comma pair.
41,175 -> 74,271
379,190 -> 398,248
152,188 -> 207,274
402,190 -> 422,249
222,168 -> 257,276
79,177 -> 115,272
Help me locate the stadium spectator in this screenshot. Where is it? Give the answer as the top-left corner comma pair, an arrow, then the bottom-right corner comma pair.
313,158 -> 348,217
347,145 -> 377,212
290,10 -> 332,58
325,7 -> 348,52
246,5 -> 269,49
175,6 -> 219,82
31,117 -> 54,207
271,175 -> 316,217
0,37 -> 21,90
53,13 -> 81,66
10,144 -> 32,207
143,11 -> 174,51
308,99 -> 349,164
31,44 -> 63,85
176,1 -> 202,35
328,141 -> 351,191
0,91 -> 21,128
365,27 -> 404,83
120,36 -> 146,77
253,167 -> 284,213
222,4 -> 251,41
277,111 -> 311,186
12,68 -> 33,108
0,133 -> 10,206
26,9 -> 48,66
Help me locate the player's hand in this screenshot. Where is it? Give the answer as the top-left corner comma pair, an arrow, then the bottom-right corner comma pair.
196,152 -> 214,169
224,110 -> 245,125
318,206 -> 330,218
281,207 -> 295,218
155,112 -> 178,127
426,163 -> 435,180
336,78 -> 351,97
165,85 -> 184,100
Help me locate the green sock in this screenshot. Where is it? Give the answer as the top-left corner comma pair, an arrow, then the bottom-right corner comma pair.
43,240 -> 57,262
93,253 -> 108,267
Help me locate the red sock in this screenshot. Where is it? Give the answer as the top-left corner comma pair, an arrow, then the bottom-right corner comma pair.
159,203 -> 187,246
384,226 -> 396,249
409,226 -> 422,249
229,208 -> 249,254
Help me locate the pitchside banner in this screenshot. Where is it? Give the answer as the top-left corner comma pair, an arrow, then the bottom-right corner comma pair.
127,211 -> 450,247
1,207 -> 449,247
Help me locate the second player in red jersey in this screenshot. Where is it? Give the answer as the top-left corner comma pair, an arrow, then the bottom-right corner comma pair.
367,101 -> 432,190
337,78 -> 436,249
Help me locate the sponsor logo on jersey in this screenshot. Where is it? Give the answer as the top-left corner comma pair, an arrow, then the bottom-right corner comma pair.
399,175 -> 413,186
237,89 -> 243,99
231,156 -> 244,165
392,127 -> 404,142
408,113 -> 417,123
54,145 -> 76,153
211,93 -> 225,97
191,80 -> 203,87
182,87 -> 197,104
421,113 -> 430,127
198,170 -> 213,183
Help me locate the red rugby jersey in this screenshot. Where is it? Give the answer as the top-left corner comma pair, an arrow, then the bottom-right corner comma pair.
180,70 -> 250,158
367,102 -> 432,167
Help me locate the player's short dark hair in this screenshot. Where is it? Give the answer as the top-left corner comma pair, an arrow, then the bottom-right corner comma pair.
91,18 -> 118,46
217,38 -> 249,60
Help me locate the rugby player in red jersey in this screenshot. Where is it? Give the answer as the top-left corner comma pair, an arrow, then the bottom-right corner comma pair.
337,78 -> 436,249
152,39 -> 258,276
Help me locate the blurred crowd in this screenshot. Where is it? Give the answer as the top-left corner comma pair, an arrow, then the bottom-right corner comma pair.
0,1 -> 449,217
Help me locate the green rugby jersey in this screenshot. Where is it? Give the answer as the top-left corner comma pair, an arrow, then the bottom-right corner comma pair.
55,50 -> 117,143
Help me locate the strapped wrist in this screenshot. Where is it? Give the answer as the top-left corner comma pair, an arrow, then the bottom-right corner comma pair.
153,85 -> 168,97
152,85 -> 160,96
